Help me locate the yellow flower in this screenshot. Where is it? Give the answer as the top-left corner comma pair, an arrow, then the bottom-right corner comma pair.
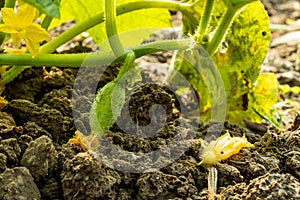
0,3 -> 50,56
4,47 -> 27,54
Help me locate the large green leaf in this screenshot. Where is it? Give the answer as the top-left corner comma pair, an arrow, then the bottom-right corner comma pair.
49,0 -> 171,47
169,0 -> 271,125
22,0 -> 60,18
213,1 -> 271,124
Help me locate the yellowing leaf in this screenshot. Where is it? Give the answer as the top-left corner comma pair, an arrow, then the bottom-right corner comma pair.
249,73 -> 279,120
169,0 -> 271,126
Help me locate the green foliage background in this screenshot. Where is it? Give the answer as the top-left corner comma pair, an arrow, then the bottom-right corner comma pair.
49,0 -> 171,47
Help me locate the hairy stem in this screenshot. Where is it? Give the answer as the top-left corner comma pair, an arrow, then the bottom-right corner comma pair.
39,0 -> 196,54
196,0 -> 215,41
0,39 -> 194,67
117,50 -> 135,79
105,0 -> 125,57
3,66 -> 29,84
206,4 -> 249,55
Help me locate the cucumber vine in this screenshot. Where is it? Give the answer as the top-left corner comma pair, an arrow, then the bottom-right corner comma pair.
0,0 -> 274,129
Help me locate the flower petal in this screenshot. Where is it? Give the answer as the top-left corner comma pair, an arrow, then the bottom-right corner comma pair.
24,37 -> 40,56
11,32 -> 23,45
24,24 -> 50,56
0,24 -> 18,33
4,48 -> 27,54
25,24 -> 50,42
0,8 -> 18,27
16,3 -> 36,27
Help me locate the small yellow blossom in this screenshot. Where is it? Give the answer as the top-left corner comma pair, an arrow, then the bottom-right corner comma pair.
0,2 -> 50,56
68,130 -> 99,151
4,48 -> 27,54
0,96 -> 8,110
199,131 -> 253,165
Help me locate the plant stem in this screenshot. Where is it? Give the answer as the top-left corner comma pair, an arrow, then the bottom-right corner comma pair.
105,0 -> 125,57
41,15 -> 53,30
196,0 -> 215,41
0,39 -> 193,67
207,166 -> 218,200
206,4 -> 249,55
3,66 -> 29,84
39,0 -> 196,54
117,50 -> 135,80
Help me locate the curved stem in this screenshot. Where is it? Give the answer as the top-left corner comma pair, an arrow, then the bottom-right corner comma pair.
206,4 -> 249,55
105,0 -> 125,57
39,0 -> 196,54
1,39 -> 194,67
116,50 -> 135,80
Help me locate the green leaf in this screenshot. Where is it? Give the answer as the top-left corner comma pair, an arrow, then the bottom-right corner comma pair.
22,0 -> 60,18
279,84 -> 300,95
90,67 -> 143,135
169,0 -> 271,125
222,0 -> 256,8
90,51 -> 141,136
228,73 -> 279,124
213,1 -> 271,124
91,81 -> 125,135
49,0 -> 171,47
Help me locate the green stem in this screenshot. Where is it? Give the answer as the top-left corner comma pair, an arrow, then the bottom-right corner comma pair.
206,5 -> 246,55
39,0 -> 196,54
41,15 -> 53,30
196,0 -> 214,41
1,39 -> 193,67
3,66 -> 29,84
105,0 -> 124,57
117,50 -> 135,80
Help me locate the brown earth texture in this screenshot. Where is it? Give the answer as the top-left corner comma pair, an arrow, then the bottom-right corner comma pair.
1,0 -> 300,199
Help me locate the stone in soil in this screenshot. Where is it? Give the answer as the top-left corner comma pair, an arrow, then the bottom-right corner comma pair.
61,152 -> 121,200
222,173 -> 300,199
21,135 -> 58,183
0,167 -> 41,199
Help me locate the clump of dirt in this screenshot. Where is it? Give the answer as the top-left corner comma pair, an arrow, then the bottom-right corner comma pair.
113,82 -> 180,137
221,173 -> 300,199
61,152 -> 121,200
1,64 -> 300,199
0,167 -> 41,199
